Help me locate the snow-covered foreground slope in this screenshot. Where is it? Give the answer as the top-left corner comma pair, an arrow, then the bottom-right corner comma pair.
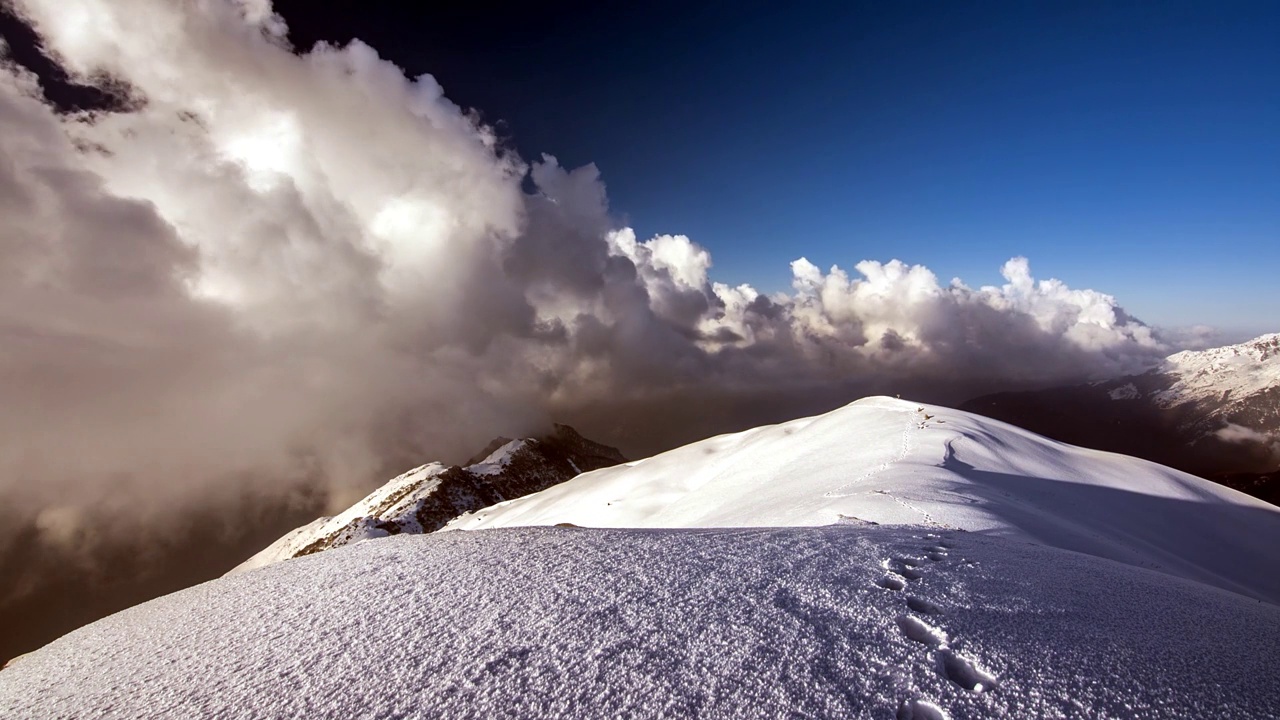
451,397 -> 1280,604
2,526 -> 1277,719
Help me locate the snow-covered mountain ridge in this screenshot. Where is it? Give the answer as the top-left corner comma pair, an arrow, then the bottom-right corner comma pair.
1074,332 -> 1280,441
1166,331 -> 1280,367
451,396 -> 1280,604
232,424 -> 624,573
5,396 -> 1280,719
962,332 -> 1280,499
1153,332 -> 1280,431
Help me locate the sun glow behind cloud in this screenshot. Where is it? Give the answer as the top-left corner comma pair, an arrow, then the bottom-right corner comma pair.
220,111 -> 302,192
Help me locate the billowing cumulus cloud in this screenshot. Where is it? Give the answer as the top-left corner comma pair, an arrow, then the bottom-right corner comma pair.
0,0 -> 1189,597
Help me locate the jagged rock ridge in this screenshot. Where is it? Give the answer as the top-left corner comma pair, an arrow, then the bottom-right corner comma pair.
232,425 -> 624,572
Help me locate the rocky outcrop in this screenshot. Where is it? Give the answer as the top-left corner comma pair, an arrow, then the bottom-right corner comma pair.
232,425 -> 625,572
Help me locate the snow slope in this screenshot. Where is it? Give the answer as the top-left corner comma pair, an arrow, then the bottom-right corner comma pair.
4,397 -> 1279,718
450,397 -> 1280,604
3,526 -> 1278,719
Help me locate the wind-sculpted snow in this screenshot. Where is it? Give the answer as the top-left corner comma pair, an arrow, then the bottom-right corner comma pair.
451,397 -> 1280,604
2,526 -> 1278,719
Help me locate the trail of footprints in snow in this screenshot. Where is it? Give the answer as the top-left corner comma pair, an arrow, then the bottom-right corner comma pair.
876,533 -> 998,720
825,407 -> 917,498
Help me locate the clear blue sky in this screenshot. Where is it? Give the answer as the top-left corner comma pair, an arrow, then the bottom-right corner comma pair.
284,1 -> 1279,335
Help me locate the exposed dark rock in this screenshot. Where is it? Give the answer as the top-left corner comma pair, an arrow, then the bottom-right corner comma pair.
269,425 -> 626,561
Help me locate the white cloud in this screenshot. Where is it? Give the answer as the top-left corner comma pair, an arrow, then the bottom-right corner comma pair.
0,0 -> 1187,540
1216,423 -> 1278,451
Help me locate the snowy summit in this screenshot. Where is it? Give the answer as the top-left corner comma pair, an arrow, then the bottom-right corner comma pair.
452,397 -> 1279,604
2,398 -> 1279,719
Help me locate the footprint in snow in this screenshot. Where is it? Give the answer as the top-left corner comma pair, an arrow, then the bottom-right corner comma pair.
939,649 -> 998,693
886,558 -> 925,580
877,575 -> 907,592
888,535 -> 997,703
895,566 -> 924,581
897,699 -> 950,720
906,596 -> 943,615
897,615 -> 947,647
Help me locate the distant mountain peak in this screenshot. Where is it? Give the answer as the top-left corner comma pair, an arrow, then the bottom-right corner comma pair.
1151,333 -> 1280,433
962,331 -> 1280,502
464,436 -> 516,467
1164,332 -> 1280,369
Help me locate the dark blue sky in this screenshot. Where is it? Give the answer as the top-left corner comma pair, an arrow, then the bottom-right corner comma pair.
281,1 -> 1278,334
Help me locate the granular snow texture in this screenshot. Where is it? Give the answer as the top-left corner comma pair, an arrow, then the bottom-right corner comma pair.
2,525 -> 1278,719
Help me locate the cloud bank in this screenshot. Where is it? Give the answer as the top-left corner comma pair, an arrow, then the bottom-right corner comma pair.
1,0 -> 1181,542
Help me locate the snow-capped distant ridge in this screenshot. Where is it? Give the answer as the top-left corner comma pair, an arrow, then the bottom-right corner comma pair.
962,332 -> 1280,496
452,396 -> 1280,604
1166,332 -> 1280,366
1155,332 -> 1280,411
468,439 -> 530,476
231,425 -> 624,574
1144,333 -> 1280,475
